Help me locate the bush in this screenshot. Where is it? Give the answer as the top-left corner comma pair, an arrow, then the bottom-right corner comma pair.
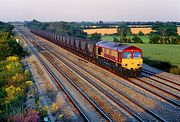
149,35 -> 161,44
88,33 -> 101,41
138,31 -> 144,36
9,109 -> 39,122
120,37 -> 127,43
169,36 -> 178,44
6,56 -> 19,61
132,36 -> 143,43
50,103 -> 58,113
170,68 -> 180,75
113,37 -> 119,42
177,36 -> 180,44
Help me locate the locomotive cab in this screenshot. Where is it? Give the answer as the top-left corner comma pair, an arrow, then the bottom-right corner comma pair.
120,50 -> 143,70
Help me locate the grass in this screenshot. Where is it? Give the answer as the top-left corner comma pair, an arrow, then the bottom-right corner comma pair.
102,36 -> 180,68
130,44 -> 180,68
102,35 -> 150,43
101,36 -> 180,74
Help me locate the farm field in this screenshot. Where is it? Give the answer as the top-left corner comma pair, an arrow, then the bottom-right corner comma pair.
102,35 -> 150,43
130,44 -> 180,68
178,26 -> 180,35
84,27 -> 180,35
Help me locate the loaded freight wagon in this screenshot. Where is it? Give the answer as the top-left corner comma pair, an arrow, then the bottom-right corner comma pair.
30,29 -> 143,77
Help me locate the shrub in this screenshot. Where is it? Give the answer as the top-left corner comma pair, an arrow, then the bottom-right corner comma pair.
24,70 -> 31,81
132,36 -> 143,43
9,109 -> 39,122
6,56 -> 19,61
113,37 -> 119,42
170,68 -> 180,75
149,35 -> 161,44
25,81 -> 33,87
138,31 -> 144,36
169,36 -> 178,44
88,32 -> 101,41
120,37 -> 127,43
50,103 -> 58,113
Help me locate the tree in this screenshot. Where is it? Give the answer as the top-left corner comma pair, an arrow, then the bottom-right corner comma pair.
151,22 -> 178,44
132,36 -> 143,43
25,20 -> 87,39
113,37 -> 119,42
138,31 -> 144,36
149,35 -> 161,44
152,22 -> 178,37
88,33 -> 101,41
117,23 -> 132,42
0,21 -> 14,34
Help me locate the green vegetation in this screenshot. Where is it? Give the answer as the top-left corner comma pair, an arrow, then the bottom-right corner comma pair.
0,56 -> 34,121
102,35 -> 180,74
102,35 -> 150,43
0,21 -> 14,33
117,23 -> 132,43
131,44 -> 180,74
152,21 -> 177,36
149,22 -> 180,44
25,19 -> 87,38
132,36 -> 143,43
0,32 -> 25,61
88,32 -> 101,41
0,22 -> 36,121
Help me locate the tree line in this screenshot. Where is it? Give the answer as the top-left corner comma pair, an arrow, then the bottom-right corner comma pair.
80,21 -> 180,29
25,20 -> 88,39
114,21 -> 180,44
25,20 -> 180,44
25,19 -> 104,41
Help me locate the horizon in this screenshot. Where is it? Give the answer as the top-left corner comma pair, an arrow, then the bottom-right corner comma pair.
8,20 -> 180,23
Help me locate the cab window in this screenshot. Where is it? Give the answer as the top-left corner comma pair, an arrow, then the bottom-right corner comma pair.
133,52 -> 141,58
98,47 -> 102,55
124,52 -> 132,59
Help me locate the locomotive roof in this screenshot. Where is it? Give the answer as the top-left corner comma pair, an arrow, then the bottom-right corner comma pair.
96,41 -> 142,52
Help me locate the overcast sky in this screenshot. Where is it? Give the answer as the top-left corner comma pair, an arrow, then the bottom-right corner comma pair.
0,0 -> 180,22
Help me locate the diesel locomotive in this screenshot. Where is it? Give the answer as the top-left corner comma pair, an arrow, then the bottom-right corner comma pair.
30,29 -> 143,77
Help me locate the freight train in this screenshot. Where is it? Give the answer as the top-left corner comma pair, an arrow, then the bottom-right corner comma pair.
30,29 -> 143,77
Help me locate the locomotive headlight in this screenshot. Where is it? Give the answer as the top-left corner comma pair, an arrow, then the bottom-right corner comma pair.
123,63 -> 127,66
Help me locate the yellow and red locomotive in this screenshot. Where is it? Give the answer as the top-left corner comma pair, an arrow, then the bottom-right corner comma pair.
96,41 -> 143,76
30,29 -> 143,77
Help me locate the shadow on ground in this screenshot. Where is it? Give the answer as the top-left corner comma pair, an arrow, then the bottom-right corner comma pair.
143,57 -> 178,74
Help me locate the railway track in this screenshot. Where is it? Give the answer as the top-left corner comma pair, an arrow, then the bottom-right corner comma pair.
142,69 -> 180,86
27,32 -> 142,121
128,77 -> 180,107
34,32 -> 180,108
141,73 -> 180,92
135,76 -> 180,99
19,28 -> 180,121
28,30 -> 171,121
47,50 -> 167,122
20,30 -> 112,122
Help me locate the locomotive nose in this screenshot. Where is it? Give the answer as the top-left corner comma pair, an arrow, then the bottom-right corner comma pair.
122,59 -> 143,70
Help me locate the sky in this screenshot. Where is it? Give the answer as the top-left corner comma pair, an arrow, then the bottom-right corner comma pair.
0,0 -> 180,22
